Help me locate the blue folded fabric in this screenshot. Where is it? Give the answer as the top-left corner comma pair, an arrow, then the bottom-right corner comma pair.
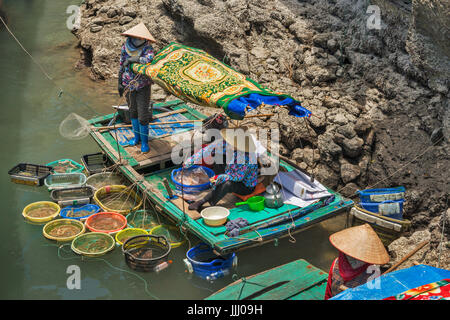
225,218 -> 249,237
227,93 -> 311,119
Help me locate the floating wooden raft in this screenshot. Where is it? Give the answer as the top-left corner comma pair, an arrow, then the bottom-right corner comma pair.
87,99 -> 353,254
206,259 -> 328,300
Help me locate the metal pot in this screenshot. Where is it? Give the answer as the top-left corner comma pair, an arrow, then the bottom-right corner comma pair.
264,182 -> 284,209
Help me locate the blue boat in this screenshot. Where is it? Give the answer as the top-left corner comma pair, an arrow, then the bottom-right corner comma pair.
330,264 -> 450,300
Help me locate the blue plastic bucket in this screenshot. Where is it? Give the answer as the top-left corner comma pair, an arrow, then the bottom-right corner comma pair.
185,243 -> 236,280
357,187 -> 405,203
171,165 -> 215,194
60,204 -> 101,221
360,200 -> 404,220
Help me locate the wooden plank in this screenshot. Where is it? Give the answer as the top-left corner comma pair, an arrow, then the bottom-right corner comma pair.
254,268 -> 327,300
206,259 -> 327,300
171,197 -> 201,220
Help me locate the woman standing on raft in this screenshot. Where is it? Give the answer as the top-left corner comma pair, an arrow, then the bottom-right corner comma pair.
118,22 -> 156,154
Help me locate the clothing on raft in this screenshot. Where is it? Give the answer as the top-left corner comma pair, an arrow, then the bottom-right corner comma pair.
183,139 -> 259,189
119,40 -> 155,91
126,84 -> 151,125
324,252 -> 374,300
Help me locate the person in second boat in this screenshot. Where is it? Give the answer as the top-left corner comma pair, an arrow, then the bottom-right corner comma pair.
118,22 -> 156,153
324,223 -> 390,300
183,127 -> 259,212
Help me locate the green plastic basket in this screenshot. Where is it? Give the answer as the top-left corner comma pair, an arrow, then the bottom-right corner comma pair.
46,159 -> 84,174
71,232 -> 115,257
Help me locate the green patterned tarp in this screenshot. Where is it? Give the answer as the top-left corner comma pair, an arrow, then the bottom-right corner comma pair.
132,42 -> 307,119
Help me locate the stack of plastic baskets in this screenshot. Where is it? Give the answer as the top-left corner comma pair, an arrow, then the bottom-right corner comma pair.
184,243 -> 237,281
357,187 -> 405,220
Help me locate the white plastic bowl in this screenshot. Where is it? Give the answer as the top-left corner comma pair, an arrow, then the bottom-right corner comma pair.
200,206 -> 230,227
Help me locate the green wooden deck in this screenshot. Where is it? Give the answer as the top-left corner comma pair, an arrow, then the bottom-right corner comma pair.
87,99 -> 354,254
206,259 -> 328,300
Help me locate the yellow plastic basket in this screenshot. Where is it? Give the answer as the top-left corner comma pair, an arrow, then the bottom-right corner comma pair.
115,228 -> 148,246
94,185 -> 142,215
22,201 -> 61,223
43,219 -> 85,242
150,225 -> 186,248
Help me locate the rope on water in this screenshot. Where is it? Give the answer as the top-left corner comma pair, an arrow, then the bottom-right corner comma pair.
0,15 -> 102,117
232,274 -> 267,300
42,243 -> 160,300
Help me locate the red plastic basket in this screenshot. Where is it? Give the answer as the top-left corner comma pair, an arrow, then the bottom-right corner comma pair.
85,212 -> 127,234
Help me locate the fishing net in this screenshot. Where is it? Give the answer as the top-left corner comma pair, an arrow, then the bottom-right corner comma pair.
150,225 -> 185,248
86,172 -> 129,191
94,185 -> 142,214
60,204 -> 100,220
71,232 -> 115,257
27,206 -> 57,218
173,166 -> 211,186
59,113 -> 91,140
122,234 -> 171,272
43,219 -> 85,242
85,212 -> 127,233
126,210 -> 160,232
115,228 -> 148,246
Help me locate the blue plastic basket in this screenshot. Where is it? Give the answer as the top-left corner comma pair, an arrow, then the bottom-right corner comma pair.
360,200 -> 404,220
60,204 -> 101,221
357,187 -> 405,203
171,165 -> 214,194
185,243 -> 236,280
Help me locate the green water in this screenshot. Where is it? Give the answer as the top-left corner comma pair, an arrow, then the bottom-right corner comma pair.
0,0 -> 345,300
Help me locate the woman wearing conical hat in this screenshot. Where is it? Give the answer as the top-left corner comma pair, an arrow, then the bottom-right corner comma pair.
118,22 -> 157,154
182,127 -> 260,212
324,224 -> 390,300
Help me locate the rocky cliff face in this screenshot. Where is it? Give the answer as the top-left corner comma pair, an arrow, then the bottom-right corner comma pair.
73,0 -> 449,269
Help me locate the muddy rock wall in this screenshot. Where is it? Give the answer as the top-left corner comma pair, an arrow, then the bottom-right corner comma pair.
74,0 -> 449,269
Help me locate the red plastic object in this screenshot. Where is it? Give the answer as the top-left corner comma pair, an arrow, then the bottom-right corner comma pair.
85,212 -> 127,234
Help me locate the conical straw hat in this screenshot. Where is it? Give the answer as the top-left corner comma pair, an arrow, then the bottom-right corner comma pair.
329,224 -> 389,265
220,127 -> 257,153
121,22 -> 156,43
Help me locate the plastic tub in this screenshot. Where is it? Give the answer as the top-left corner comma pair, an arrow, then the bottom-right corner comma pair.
122,234 -> 171,272
22,201 -> 61,224
357,187 -> 405,203
50,186 -> 94,206
171,165 -> 215,194
149,225 -> 186,248
115,228 -> 148,246
46,159 -> 84,174
86,172 -> 129,191
184,243 -> 237,280
360,200 -> 404,220
60,204 -> 101,221
126,210 -> 160,232
201,207 -> 230,227
71,232 -> 115,257
85,212 -> 127,234
81,152 -> 113,176
43,219 -> 85,242
44,173 -> 87,191
94,185 -> 142,215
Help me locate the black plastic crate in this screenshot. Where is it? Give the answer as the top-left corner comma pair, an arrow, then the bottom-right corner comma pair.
81,152 -> 113,175
8,163 -> 54,186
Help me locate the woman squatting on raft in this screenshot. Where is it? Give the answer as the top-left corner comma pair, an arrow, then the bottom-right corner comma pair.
325,224 -> 390,299
118,22 -> 156,154
183,128 -> 260,212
